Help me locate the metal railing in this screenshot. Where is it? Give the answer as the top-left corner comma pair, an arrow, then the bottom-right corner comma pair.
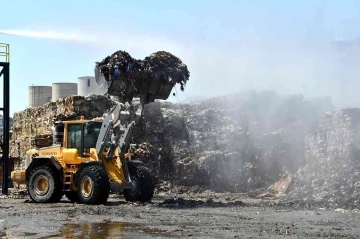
0,43 -> 10,62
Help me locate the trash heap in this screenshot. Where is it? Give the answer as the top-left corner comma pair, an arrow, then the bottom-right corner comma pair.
131,91 -> 333,192
95,50 -> 189,101
9,90 -> 333,193
285,108 -> 360,209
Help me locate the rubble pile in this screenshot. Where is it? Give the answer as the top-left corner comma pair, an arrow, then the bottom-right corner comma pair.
132,91 -> 333,192
9,90 -> 332,193
95,50 -> 189,101
285,108 -> 360,209
10,95 -> 116,161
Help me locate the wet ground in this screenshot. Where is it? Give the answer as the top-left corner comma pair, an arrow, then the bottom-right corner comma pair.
0,193 -> 359,239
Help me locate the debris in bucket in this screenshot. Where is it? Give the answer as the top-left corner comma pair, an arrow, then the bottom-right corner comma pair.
95,50 -> 189,102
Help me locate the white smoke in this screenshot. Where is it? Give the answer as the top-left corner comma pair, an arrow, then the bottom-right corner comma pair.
2,27 -> 360,111
0,29 -> 185,57
0,29 -> 100,43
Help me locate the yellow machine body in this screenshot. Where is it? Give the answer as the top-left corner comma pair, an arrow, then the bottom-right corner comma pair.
11,118 -> 132,191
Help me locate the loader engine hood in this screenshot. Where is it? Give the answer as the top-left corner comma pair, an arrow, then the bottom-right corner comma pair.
94,50 -> 190,104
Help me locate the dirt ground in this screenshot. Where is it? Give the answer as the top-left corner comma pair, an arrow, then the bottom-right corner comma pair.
0,192 -> 359,239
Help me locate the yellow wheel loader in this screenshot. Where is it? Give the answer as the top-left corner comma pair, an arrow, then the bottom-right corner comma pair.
11,102 -> 153,205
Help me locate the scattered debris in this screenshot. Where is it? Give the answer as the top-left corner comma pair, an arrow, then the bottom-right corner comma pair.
0,188 -> 28,199
157,197 -> 246,208
256,173 -> 293,199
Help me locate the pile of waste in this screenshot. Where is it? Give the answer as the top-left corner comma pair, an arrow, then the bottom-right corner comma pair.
285,108 -> 360,209
95,50 -> 190,102
131,91 -> 333,192
133,143 -> 152,159
9,90 -> 333,193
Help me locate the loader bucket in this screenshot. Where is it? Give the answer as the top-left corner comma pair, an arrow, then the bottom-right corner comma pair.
94,50 -> 189,104
95,67 -> 179,103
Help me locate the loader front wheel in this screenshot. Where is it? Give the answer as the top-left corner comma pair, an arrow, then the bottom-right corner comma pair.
76,165 -> 110,205
123,166 -> 154,202
28,166 -> 63,203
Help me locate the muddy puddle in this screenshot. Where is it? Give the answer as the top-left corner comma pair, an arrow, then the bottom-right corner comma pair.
37,221 -> 187,239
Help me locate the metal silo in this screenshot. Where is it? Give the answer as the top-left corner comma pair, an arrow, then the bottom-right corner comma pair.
28,86 -> 52,107
52,83 -> 78,102
77,76 -> 107,96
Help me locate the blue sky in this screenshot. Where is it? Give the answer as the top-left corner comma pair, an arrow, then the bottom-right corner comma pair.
1,0 -> 360,116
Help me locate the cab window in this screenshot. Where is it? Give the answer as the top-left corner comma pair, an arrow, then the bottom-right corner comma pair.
84,124 -> 97,149
67,124 -> 82,151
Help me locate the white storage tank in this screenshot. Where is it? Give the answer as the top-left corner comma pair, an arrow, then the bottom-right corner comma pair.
52,83 -> 78,102
77,76 -> 107,96
28,86 -> 52,107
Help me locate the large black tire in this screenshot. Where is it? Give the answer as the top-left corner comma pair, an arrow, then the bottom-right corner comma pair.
28,165 -> 63,203
75,165 -> 110,205
123,166 -> 154,202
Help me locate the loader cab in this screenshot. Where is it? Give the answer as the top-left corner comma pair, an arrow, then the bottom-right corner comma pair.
62,119 -> 103,160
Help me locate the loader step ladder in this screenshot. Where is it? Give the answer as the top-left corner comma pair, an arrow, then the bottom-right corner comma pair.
63,167 -> 75,191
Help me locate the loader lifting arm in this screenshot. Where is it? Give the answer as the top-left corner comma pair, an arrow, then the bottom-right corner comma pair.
94,100 -> 143,184
86,50 -> 189,200
94,102 -> 140,160
93,48 -> 190,164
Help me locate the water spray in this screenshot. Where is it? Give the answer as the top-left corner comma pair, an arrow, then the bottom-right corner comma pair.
0,29 -> 98,43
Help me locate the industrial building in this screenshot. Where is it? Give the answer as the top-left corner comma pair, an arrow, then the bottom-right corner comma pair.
52,82 -> 78,102
28,86 -> 52,107
77,76 -> 107,96
28,76 -> 109,108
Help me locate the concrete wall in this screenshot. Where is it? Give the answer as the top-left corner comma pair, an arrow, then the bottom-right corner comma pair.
28,86 -> 52,107
52,83 -> 77,102
77,76 -> 107,96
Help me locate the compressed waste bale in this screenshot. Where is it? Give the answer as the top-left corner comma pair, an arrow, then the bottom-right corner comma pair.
132,91 -> 333,192
95,50 -> 190,102
285,108 -> 360,209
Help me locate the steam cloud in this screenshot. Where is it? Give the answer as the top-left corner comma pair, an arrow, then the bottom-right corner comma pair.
2,28 -> 360,110
0,29 -> 99,43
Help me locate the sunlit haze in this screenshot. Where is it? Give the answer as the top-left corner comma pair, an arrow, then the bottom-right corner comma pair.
1,0 -> 360,116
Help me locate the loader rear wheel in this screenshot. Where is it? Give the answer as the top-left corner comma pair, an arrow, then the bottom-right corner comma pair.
123,166 -> 154,202
76,165 -> 110,205
28,166 -> 63,203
